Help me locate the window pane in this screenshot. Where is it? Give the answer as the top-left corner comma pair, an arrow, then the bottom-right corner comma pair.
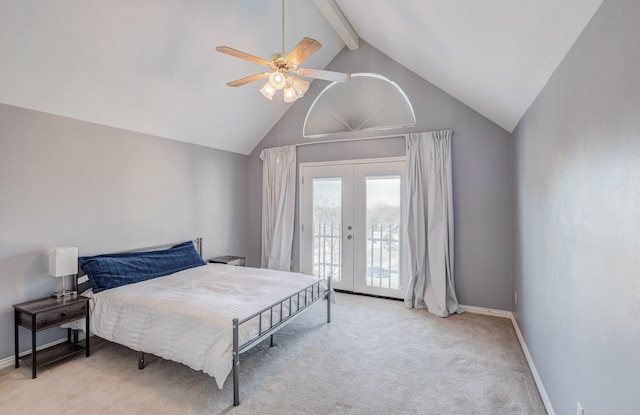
312,178 -> 342,281
365,176 -> 401,289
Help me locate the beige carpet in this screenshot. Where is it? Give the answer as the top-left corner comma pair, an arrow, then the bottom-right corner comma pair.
0,293 -> 546,415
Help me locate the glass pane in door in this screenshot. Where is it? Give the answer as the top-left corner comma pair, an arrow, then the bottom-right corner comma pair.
312,178 -> 342,281
365,176 -> 401,289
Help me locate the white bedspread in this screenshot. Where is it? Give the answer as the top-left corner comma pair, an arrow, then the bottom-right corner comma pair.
87,264 -> 329,389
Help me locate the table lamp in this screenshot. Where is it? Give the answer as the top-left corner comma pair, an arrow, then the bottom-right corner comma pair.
49,247 -> 78,298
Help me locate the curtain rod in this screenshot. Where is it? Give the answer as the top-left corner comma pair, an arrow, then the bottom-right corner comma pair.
260,129 -> 451,152
292,132 -> 408,148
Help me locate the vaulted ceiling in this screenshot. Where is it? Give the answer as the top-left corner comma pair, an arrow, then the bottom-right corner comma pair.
0,0 -> 603,155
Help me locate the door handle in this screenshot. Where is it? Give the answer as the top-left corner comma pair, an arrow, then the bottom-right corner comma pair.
347,235 -> 352,240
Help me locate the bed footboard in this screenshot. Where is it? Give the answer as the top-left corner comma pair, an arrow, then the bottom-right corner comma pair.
232,277 -> 331,406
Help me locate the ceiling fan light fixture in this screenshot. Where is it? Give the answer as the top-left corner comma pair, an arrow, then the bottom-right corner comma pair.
291,77 -> 309,97
260,82 -> 276,100
283,86 -> 299,103
269,72 -> 287,90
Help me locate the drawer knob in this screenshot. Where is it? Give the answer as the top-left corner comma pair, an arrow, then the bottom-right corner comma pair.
60,312 -> 67,317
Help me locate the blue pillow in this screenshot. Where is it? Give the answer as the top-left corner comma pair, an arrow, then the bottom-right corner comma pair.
79,242 -> 206,293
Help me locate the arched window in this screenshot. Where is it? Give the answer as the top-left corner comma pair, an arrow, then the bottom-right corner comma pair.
303,73 -> 416,138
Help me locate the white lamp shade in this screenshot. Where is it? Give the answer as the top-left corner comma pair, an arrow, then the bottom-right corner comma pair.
260,82 -> 276,100
49,247 -> 78,277
291,77 -> 309,97
269,72 -> 287,90
283,86 -> 298,103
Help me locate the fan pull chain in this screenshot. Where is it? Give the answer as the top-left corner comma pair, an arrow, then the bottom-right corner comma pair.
276,91 -> 281,163
279,0 -> 283,157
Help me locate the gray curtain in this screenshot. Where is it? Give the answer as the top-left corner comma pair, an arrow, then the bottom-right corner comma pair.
404,130 -> 461,317
260,145 -> 296,271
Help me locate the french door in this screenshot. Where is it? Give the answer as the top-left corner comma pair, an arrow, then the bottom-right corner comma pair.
299,158 -> 406,298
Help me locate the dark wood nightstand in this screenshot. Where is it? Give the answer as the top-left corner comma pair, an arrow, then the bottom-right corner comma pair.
14,295 -> 90,378
208,255 -> 246,267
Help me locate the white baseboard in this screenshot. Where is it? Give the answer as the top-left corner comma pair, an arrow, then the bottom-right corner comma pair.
459,304 -> 513,319
0,338 -> 68,370
460,304 -> 555,415
510,315 -> 555,415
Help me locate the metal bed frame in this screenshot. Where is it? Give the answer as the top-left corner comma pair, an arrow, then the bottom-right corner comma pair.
76,237 -> 332,407
232,276 -> 331,406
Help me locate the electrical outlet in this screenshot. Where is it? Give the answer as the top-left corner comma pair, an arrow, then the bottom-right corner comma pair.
577,401 -> 584,415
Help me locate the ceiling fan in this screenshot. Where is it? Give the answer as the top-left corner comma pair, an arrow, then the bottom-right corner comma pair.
216,0 -> 350,102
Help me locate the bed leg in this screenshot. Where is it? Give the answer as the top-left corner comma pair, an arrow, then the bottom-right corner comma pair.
138,352 -> 145,370
327,277 -> 332,323
233,318 -> 240,406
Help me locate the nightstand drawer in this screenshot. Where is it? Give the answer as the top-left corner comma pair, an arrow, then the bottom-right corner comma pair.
18,301 -> 87,331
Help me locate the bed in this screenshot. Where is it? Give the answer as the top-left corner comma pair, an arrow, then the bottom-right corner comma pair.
74,238 -> 332,406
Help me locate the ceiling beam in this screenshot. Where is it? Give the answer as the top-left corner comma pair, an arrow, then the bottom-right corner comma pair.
312,0 -> 360,50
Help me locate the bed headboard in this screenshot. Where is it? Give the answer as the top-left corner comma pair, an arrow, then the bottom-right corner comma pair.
75,237 -> 203,294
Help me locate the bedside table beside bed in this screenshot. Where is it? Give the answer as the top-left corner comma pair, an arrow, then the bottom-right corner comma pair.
207,255 -> 246,266
13,295 -> 90,378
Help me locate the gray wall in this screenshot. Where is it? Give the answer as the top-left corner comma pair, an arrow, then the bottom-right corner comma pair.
0,104 -> 249,360
511,0 -> 640,413
248,41 -> 514,311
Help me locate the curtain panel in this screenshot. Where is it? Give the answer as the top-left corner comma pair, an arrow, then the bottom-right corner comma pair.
260,145 -> 297,271
404,130 -> 461,317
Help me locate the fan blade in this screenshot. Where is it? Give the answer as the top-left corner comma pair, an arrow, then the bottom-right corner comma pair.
297,68 -> 351,83
216,46 -> 272,67
286,37 -> 322,66
226,72 -> 271,87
